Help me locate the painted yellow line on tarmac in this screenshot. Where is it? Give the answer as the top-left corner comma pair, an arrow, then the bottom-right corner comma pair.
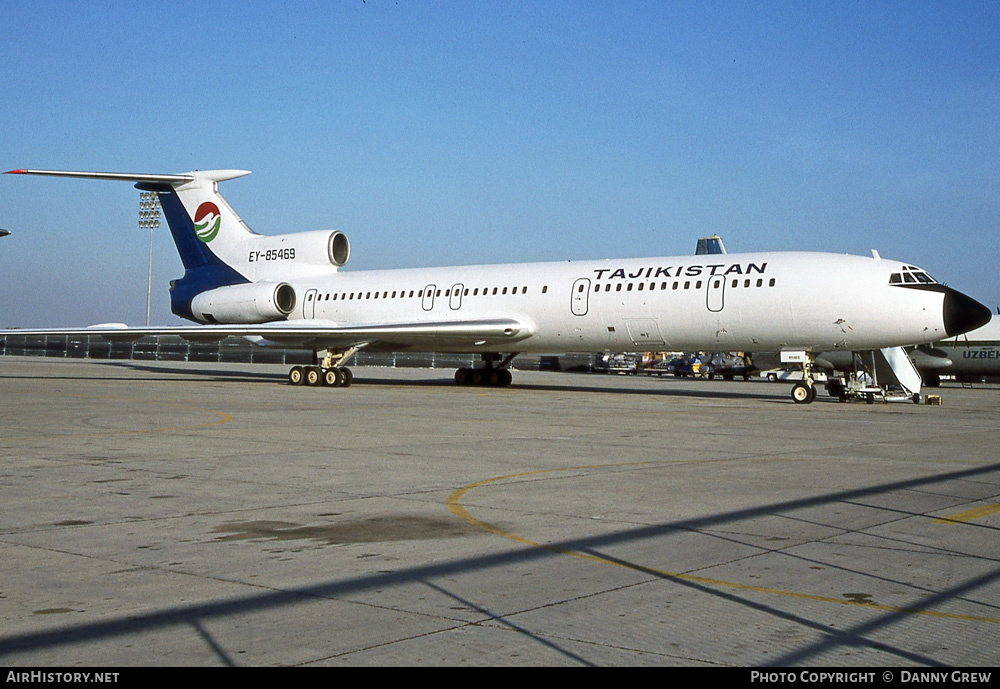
933,503 -> 1000,525
448,465 -> 1000,625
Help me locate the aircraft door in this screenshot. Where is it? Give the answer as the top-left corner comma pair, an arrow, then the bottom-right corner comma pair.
422,284 -> 436,311
450,283 -> 464,310
571,278 -> 590,316
305,288 -> 318,319
706,275 -> 725,312
625,318 -> 665,347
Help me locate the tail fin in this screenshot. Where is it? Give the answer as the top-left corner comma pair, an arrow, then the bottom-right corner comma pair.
6,169 -> 254,320
695,235 -> 727,255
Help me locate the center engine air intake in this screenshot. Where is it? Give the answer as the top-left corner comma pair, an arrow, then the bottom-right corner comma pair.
190,282 -> 296,324
329,231 -> 350,266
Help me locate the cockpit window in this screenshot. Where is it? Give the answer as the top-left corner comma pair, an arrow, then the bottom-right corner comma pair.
890,267 -> 937,286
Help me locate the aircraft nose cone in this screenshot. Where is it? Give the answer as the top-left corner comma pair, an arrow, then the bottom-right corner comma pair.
943,287 -> 991,337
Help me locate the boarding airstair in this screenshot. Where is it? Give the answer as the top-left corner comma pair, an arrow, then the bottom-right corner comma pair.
828,346 -> 923,404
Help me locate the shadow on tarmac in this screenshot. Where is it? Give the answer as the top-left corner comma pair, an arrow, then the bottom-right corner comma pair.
2,462 -> 998,665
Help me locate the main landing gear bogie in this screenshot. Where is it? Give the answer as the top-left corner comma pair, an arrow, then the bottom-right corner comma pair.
288,365 -> 353,388
454,367 -> 513,387
454,353 -> 518,388
289,347 -> 359,389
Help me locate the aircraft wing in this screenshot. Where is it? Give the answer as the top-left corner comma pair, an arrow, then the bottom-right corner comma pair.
0,318 -> 534,353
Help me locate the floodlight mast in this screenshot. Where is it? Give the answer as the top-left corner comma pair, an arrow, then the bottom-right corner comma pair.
138,192 -> 161,326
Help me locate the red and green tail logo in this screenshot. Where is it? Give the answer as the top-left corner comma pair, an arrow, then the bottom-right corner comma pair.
193,202 -> 221,243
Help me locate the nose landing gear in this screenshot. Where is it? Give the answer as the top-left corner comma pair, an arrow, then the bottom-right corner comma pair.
787,352 -> 819,404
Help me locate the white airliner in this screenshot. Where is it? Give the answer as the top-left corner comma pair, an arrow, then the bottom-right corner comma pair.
1,168 -> 991,403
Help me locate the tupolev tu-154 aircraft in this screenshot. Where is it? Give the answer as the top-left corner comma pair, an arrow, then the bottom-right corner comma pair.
1,168 -> 991,403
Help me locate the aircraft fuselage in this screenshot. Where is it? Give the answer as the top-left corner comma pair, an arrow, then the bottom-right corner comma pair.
270,251 -> 970,354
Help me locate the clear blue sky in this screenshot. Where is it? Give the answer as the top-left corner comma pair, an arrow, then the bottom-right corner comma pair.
2,1 -> 998,327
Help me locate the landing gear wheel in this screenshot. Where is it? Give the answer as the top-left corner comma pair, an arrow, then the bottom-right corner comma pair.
499,369 -> 513,387
455,368 -> 469,385
340,367 -> 353,387
305,366 -> 321,386
322,368 -> 343,387
791,382 -> 814,404
288,366 -> 305,386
